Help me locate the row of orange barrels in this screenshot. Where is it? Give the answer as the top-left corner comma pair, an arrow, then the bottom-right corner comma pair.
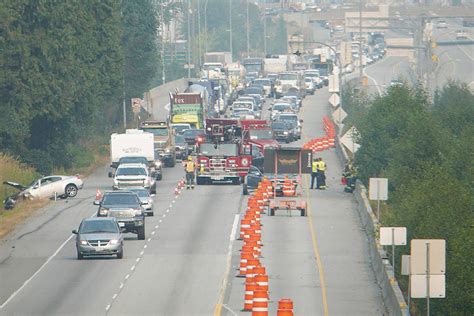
302,116 -> 336,152
237,178 -> 295,315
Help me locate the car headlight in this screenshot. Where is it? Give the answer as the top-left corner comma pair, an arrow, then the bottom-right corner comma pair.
109,239 -> 120,245
80,240 -> 88,245
165,149 -> 171,153
283,131 -> 288,135
134,209 -> 143,216
99,209 -> 109,216
113,179 -> 119,186
155,160 -> 162,168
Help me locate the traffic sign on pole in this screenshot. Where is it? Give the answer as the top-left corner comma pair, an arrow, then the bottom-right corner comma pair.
328,93 -> 341,108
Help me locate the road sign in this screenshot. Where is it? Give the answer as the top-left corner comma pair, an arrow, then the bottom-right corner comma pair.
328,93 -> 341,107
411,239 -> 446,275
369,178 -> 388,201
411,274 -> 445,298
332,106 -> 347,124
184,64 -> 195,69
401,255 -> 410,276
131,98 -> 143,114
328,75 -> 340,93
340,126 -> 360,154
380,227 -> 406,246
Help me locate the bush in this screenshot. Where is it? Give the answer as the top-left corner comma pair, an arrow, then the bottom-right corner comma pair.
0,153 -> 37,201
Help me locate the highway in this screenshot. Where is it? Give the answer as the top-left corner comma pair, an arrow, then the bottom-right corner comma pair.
0,80 -> 386,315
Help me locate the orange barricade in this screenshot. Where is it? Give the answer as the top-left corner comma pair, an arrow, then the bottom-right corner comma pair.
252,287 -> 269,315
277,298 -> 294,316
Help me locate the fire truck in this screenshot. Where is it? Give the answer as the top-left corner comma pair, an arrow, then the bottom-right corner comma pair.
241,120 -> 280,156
196,118 -> 252,185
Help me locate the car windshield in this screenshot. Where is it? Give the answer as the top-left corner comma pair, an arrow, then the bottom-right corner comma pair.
175,135 -> 186,144
116,167 -> 147,176
172,125 -> 190,134
183,129 -> 205,138
249,129 -> 273,140
279,73 -> 298,80
253,79 -> 271,86
130,189 -> 150,198
233,103 -> 252,109
119,157 -> 147,165
272,122 -> 287,129
79,220 -> 119,234
305,78 -> 313,82
199,143 -> 238,156
273,104 -> 291,111
141,128 -> 169,136
102,193 -> 140,206
279,115 -> 298,123
244,88 -> 263,95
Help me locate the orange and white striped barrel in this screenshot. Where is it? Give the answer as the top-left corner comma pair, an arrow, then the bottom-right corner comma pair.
244,281 -> 257,311
254,274 -> 269,292
277,298 -> 294,316
252,287 -> 269,316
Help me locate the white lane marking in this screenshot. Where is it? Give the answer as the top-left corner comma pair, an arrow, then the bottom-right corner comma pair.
112,294 -> 118,300
222,304 -> 239,316
155,225 -> 159,229
159,219 -> 163,223
214,214 -> 240,311
136,258 -> 141,263
125,274 -> 130,280
0,234 -> 74,309
105,304 -> 111,311
147,238 -> 152,242
151,231 -> 155,235
166,209 -> 170,213
172,200 -> 176,204
119,283 -> 124,289
131,265 -> 135,271
144,245 -> 148,249
163,214 -> 167,218
140,250 -> 144,256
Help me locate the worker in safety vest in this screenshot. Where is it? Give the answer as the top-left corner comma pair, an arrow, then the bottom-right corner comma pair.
316,158 -> 327,190
184,156 -> 196,189
310,158 -> 319,189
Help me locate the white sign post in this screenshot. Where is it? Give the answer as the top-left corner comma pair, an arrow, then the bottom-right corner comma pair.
380,227 -> 406,270
401,255 -> 411,313
369,178 -> 388,221
410,239 -> 446,315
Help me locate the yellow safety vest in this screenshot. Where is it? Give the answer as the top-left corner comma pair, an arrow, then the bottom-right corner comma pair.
185,161 -> 195,172
319,161 -> 326,171
311,161 -> 319,173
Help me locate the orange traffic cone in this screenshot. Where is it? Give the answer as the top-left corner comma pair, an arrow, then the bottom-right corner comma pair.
95,189 -> 102,201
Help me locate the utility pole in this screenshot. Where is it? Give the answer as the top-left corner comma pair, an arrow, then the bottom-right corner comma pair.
246,0 -> 250,57
160,2 -> 166,84
204,0 -> 208,53
263,14 -> 267,57
358,0 -> 363,84
229,0 -> 233,57
197,0 -> 202,69
187,0 -> 191,78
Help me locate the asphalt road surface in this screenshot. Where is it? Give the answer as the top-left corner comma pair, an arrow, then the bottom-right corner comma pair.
0,85 -> 386,315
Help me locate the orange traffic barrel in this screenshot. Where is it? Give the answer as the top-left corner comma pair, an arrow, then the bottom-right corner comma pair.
238,251 -> 254,277
243,280 -> 257,311
277,298 -> 294,316
252,287 -> 269,315
254,274 -> 269,292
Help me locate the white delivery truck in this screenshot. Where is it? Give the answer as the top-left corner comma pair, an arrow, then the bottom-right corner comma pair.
264,55 -> 288,75
109,129 -> 162,180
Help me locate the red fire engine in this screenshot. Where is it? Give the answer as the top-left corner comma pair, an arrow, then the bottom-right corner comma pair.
240,119 -> 280,156
196,118 -> 252,185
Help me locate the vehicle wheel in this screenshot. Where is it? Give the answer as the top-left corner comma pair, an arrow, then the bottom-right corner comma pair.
285,138 -> 290,144
232,178 -> 240,185
242,184 -> 249,195
137,226 -> 145,240
65,184 -> 78,198
77,251 -> 84,260
147,211 -> 154,216
270,208 -> 275,216
169,156 -> 176,167
151,185 -> 157,194
301,208 -> 306,217
117,248 -> 123,259
196,177 -> 204,185
156,174 -> 162,181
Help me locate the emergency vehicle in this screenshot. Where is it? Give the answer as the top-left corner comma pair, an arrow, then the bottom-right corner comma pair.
240,120 -> 280,156
196,118 -> 252,185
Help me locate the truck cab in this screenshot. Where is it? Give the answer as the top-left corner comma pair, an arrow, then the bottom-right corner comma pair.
139,121 -> 176,167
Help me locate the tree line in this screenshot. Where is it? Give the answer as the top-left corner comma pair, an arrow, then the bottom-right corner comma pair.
345,82 -> 473,315
0,0 -> 171,174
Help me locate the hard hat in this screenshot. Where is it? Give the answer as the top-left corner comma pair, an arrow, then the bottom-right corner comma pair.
188,156 -> 193,161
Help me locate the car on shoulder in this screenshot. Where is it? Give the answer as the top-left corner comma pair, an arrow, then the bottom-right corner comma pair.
3,175 -> 83,202
95,191 -> 146,240
271,120 -> 295,143
128,188 -> 155,216
73,217 -> 124,259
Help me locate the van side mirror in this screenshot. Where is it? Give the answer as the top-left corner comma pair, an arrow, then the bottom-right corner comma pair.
72,229 -> 78,234
108,172 -> 113,178
93,200 -> 101,206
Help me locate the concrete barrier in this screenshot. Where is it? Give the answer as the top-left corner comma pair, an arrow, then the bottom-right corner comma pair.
332,120 -> 409,315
